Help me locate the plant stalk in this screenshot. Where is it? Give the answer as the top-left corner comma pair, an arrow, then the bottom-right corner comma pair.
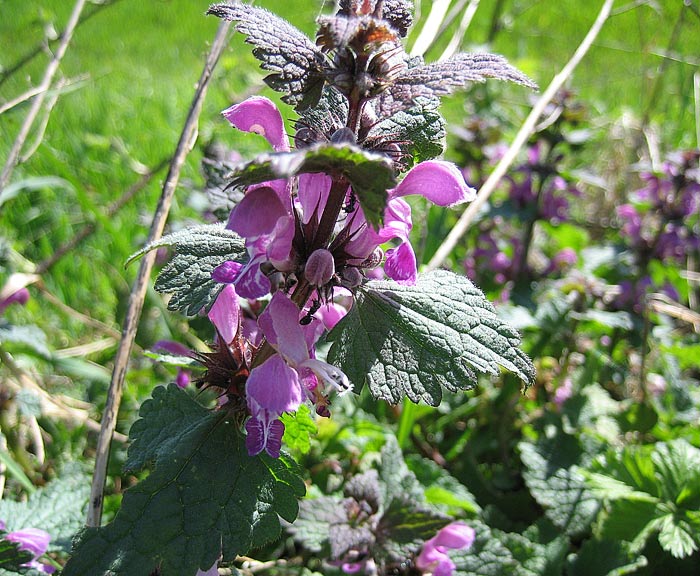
86,20 -> 232,528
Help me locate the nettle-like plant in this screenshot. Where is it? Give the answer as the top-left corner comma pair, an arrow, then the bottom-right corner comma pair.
64,1 -> 536,574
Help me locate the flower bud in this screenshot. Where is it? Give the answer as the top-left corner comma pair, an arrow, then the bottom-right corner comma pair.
340,266 -> 363,288
305,249 -> 335,287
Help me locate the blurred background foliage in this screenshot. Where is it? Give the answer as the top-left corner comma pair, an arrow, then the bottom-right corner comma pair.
1,0 -> 699,574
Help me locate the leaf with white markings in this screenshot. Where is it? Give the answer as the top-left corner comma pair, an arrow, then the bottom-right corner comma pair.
226,143 -> 395,228
327,270 -> 535,406
368,95 -> 445,169
207,2 -> 327,110
129,224 -> 247,316
394,53 -> 537,96
63,385 -> 305,576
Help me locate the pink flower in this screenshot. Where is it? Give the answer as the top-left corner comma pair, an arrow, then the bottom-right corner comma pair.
0,287 -> 29,314
553,378 -> 573,408
222,96 -> 476,293
416,522 -> 475,576
345,160 -> 476,285
2,524 -> 55,574
245,292 -> 349,457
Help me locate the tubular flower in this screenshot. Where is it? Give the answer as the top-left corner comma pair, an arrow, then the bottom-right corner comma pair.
1,522 -> 55,574
416,522 -> 476,576
245,292 -> 350,457
220,95 -> 476,297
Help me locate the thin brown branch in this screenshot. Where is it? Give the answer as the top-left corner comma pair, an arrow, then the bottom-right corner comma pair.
0,0 -> 88,202
86,20 -> 233,528
20,77 -> 67,163
426,0 -> 615,271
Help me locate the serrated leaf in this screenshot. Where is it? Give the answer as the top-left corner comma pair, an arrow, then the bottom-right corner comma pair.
296,87 -> 348,144
0,466 -> 90,553
130,224 -> 246,316
327,270 -> 535,406
226,143 -> 395,228
406,455 -> 481,515
499,526 -> 568,576
394,52 -> 537,96
63,385 -> 305,576
452,520 -> 517,576
281,404 -> 318,454
519,433 -> 599,537
657,514 -> 699,559
207,3 -> 326,110
288,495 -> 348,554
0,321 -> 50,357
0,537 -> 33,572
378,435 -> 423,506
376,499 -> 449,562
369,96 -> 445,169
566,538 -> 648,576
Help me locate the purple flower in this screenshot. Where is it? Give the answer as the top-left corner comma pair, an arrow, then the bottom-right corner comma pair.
245,292 -> 350,457
208,284 -> 240,344
416,522 -> 476,576
0,287 -> 29,314
1,524 -> 55,574
222,96 -> 476,294
345,160 -> 475,284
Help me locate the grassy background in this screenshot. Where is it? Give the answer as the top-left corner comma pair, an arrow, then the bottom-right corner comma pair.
1,0 -> 698,416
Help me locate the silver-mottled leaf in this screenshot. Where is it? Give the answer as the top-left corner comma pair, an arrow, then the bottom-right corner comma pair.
394,52 -> 537,96
208,2 -> 327,110
327,270 -> 536,406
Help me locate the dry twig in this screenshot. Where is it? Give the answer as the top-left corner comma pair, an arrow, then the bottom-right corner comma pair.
86,20 -> 233,528
0,0 -> 88,200
426,0 -> 615,271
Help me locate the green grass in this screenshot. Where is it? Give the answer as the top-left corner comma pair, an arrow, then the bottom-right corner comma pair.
0,0 -> 697,403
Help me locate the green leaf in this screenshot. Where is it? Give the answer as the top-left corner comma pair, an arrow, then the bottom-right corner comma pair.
281,404 -> 318,454
657,514 -> 699,559
452,520 -> 517,576
63,385 -> 305,576
570,309 -> 634,330
327,270 -> 535,406
406,454 -> 481,515
519,432 -> 599,537
207,3 -> 326,110
0,537 -> 33,572
566,538 -> 648,576
0,321 -> 50,357
129,224 -> 247,316
0,466 -> 90,553
369,96 -> 446,169
376,499 -> 450,563
499,523 -> 568,576
225,143 -> 395,229
0,447 -> 35,494
288,495 -> 345,554
378,435 -> 424,506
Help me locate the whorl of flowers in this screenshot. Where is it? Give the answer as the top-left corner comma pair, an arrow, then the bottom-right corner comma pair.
196,0 -> 535,457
